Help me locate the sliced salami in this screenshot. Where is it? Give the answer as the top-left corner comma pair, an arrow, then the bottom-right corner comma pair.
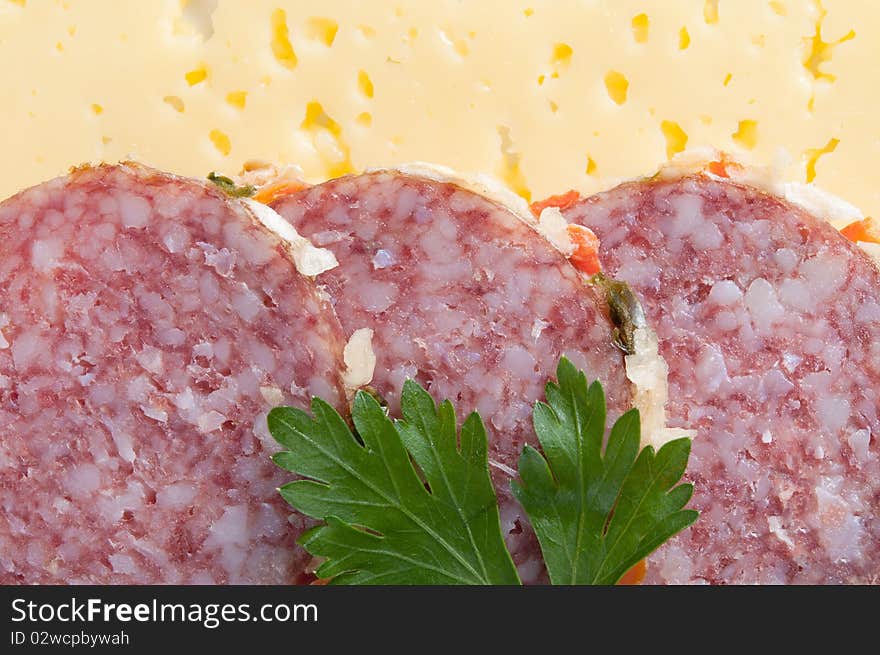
0,163 -> 348,584
561,173 -> 880,584
271,170 -> 632,581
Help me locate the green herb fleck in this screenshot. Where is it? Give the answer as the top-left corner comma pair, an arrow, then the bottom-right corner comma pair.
207,172 -> 256,198
590,272 -> 646,354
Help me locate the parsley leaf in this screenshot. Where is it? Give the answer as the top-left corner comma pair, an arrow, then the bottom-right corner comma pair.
269,382 -> 521,585
511,357 -> 698,585
270,357 -> 698,585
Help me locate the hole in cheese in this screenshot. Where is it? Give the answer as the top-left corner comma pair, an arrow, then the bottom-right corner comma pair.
732,119 -> 758,149
174,0 -> 218,41
185,65 -> 208,86
704,0 -> 719,24
769,1 -> 787,16
679,26 -> 690,50
225,91 -> 247,110
803,7 -> 855,83
271,8 -> 298,70
164,95 -> 185,112
586,156 -> 598,175
805,137 -> 839,183
358,70 -> 374,98
301,101 -> 354,177
496,125 -> 531,202
302,102 -> 339,131
306,17 -> 339,47
356,112 -> 372,127
91,104 -> 103,115
551,42 -> 573,69
661,120 -> 688,159
631,14 -> 650,43
209,129 -> 231,156
438,28 -> 470,57
604,70 -> 629,105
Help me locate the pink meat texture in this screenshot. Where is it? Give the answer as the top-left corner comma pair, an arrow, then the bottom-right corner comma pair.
562,174 -> 880,584
0,164 -> 347,584
272,171 -> 632,582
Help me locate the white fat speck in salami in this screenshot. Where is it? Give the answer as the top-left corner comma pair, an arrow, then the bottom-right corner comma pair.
241,199 -> 339,277
0,163 -> 347,584
272,171 -> 632,583
342,328 -> 377,389
561,173 -> 880,584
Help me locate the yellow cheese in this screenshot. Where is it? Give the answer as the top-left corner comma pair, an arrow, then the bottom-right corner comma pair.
0,0 -> 876,221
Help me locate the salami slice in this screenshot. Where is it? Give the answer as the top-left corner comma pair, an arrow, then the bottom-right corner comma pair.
271,169 -> 632,581
560,173 -> 880,584
0,163 -> 348,584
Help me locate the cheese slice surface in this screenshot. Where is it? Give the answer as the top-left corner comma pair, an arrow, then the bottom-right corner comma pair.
0,0 -> 876,219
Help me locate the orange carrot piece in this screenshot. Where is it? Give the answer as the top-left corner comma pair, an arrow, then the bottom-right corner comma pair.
530,190 -> 581,216
252,180 -> 309,204
840,217 -> 880,244
617,559 -> 647,585
566,224 -> 602,275
707,160 -> 729,178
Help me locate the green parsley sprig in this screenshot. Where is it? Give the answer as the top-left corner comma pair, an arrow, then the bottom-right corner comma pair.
270,357 -> 698,585
512,359 -> 698,584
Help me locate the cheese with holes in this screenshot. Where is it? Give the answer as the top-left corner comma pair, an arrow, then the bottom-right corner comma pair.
0,0 -> 877,221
